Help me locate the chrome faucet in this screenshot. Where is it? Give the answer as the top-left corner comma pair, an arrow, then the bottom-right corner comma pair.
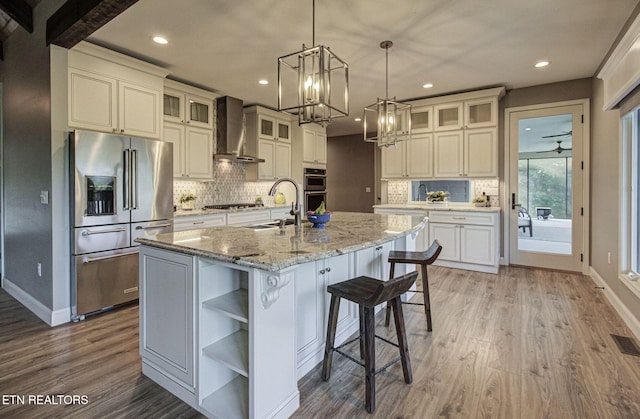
269,178 -> 302,228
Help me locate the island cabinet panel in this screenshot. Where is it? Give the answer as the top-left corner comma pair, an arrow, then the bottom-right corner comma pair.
139,248 -> 195,390
322,254 -> 360,345
354,241 -> 393,281
295,261 -> 326,376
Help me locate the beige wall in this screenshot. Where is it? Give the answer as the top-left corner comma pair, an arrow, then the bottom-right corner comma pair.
591,78 -> 640,322
327,134 -> 376,212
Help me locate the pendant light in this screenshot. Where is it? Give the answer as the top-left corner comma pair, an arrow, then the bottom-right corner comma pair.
364,41 -> 412,147
278,0 -> 349,126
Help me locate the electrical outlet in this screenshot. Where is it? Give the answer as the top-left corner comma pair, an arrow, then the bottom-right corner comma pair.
37,263 -> 42,277
40,190 -> 49,205
365,187 -> 371,193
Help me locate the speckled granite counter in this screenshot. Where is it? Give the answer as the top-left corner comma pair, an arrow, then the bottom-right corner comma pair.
138,211 -> 426,418
138,211 -> 426,272
374,203 -> 501,213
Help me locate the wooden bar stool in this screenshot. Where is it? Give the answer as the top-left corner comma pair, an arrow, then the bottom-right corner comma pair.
321,270 -> 419,413
384,240 -> 442,331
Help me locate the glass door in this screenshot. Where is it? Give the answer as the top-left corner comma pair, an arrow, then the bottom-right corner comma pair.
508,104 -> 584,271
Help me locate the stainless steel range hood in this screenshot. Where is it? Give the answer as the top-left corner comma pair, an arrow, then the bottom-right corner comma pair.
215,96 -> 264,163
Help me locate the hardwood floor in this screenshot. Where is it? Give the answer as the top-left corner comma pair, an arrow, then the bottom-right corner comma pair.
2,265 -> 640,418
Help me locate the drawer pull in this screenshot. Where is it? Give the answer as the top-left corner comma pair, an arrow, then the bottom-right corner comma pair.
452,217 -> 466,220
193,221 -> 205,225
81,227 -> 127,236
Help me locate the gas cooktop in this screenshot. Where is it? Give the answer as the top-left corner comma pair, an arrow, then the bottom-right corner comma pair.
203,203 -> 263,210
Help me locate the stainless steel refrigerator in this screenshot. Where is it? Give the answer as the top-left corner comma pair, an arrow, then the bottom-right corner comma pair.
70,130 -> 173,319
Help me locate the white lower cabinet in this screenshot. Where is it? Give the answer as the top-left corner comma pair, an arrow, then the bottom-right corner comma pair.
428,210 -> 499,273
226,210 -> 271,226
173,213 -> 226,231
295,254 -> 359,372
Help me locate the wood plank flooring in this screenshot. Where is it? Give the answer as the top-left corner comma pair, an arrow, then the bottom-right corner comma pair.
2,265 -> 640,418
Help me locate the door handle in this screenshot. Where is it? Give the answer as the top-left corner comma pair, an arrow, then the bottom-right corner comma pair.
131,149 -> 138,210
511,193 -> 521,210
135,223 -> 171,230
82,251 -> 137,264
123,149 -> 130,210
81,227 -> 127,236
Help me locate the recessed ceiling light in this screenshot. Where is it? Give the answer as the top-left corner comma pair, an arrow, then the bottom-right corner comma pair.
355,117 -> 362,122
423,83 -> 433,89
258,79 -> 269,85
535,60 -> 550,68
525,127 -> 532,131
152,36 -> 168,45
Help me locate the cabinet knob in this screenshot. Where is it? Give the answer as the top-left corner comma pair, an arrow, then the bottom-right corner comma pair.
326,267 -> 331,272
319,269 -> 325,274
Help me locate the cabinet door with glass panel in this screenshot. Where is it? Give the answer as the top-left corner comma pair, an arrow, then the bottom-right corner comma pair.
464,97 -> 497,129
434,102 -> 463,131
163,87 -> 213,129
259,115 -> 291,143
411,105 -> 433,134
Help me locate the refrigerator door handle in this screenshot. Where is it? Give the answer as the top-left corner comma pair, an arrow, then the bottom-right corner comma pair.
131,149 -> 138,210
123,149 -> 131,210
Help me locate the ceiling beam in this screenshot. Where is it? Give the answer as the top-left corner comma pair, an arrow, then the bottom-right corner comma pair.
0,0 -> 33,33
46,0 -> 138,48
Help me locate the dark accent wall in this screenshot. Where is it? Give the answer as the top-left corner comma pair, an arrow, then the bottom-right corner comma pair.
1,0 -> 65,309
327,134 -> 375,213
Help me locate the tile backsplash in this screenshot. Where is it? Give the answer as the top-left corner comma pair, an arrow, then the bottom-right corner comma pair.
173,160 -> 278,208
387,179 -> 501,207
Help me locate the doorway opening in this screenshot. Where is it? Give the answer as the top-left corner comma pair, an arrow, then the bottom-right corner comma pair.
505,101 -> 589,273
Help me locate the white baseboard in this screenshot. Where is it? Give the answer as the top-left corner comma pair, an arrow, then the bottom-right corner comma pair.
2,277 -> 71,327
589,267 -> 640,340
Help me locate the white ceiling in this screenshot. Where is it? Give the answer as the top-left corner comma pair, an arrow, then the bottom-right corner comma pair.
87,0 -> 639,137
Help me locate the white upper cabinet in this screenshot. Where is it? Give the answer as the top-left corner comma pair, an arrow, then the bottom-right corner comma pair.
161,80 -> 217,179
164,122 -> 213,179
163,80 -> 214,129
464,97 -> 498,129
434,102 -> 463,131
245,106 -> 293,181
68,42 -> 168,139
381,134 -> 432,179
302,125 -> 327,165
410,105 -> 433,134
382,87 -> 504,179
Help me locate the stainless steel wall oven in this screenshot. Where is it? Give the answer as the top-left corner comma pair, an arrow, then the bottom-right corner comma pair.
304,168 -> 327,212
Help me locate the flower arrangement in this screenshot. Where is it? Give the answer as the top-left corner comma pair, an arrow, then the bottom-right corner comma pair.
472,196 -> 487,207
180,193 -> 196,203
180,193 -> 196,210
427,191 -> 448,202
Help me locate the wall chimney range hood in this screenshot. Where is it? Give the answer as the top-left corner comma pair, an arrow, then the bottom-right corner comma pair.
215,96 -> 264,163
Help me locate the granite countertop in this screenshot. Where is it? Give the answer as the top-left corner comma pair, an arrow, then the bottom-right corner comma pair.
137,212 -> 426,272
374,203 -> 501,213
174,205 -> 291,217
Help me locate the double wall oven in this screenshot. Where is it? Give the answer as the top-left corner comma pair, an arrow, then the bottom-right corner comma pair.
304,168 -> 327,212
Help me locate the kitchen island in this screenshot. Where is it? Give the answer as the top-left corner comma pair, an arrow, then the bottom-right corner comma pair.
136,212 -> 426,419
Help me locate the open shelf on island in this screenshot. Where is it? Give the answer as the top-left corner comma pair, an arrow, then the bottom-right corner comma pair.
203,289 -> 248,323
201,375 -> 248,419
202,330 -> 249,377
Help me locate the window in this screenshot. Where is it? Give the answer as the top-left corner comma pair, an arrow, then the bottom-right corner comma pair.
621,108 -> 640,285
519,156 -> 572,219
410,180 -> 470,202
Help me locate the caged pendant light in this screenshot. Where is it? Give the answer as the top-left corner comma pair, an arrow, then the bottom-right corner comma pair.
277,0 -> 349,126
364,41 -> 412,147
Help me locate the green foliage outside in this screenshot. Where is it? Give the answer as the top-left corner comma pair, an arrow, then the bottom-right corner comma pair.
519,157 -> 572,219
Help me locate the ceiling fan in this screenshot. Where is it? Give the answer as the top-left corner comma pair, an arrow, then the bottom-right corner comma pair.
542,130 -> 572,138
537,140 -> 572,154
